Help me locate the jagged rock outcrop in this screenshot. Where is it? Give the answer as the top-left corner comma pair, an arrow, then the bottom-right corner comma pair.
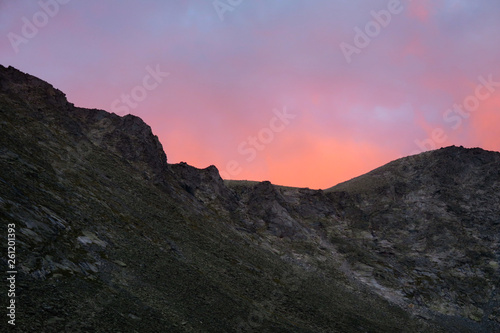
75,109 -> 168,183
1,65 -> 499,332
0,65 -> 168,184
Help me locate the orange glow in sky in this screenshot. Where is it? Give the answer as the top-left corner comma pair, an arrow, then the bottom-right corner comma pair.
2,1 -> 499,188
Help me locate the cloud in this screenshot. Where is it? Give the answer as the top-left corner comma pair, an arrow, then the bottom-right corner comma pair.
1,0 -> 500,188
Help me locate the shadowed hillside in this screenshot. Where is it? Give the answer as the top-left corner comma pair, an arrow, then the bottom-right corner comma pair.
1,65 -> 499,332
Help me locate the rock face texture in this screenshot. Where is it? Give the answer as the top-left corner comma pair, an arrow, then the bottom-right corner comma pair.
326,148 -> 500,326
0,65 -> 499,332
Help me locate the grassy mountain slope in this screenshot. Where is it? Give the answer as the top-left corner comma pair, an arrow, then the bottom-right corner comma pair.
1,65 -> 499,332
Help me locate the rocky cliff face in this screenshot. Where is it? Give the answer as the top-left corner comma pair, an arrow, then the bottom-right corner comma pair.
1,65 -> 499,332
326,147 -> 500,325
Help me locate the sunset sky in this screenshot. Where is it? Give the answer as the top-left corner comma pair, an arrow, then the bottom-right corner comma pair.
2,0 -> 500,189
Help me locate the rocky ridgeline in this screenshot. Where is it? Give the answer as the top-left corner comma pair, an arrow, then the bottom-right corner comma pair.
0,65 -> 168,183
1,65 -> 499,332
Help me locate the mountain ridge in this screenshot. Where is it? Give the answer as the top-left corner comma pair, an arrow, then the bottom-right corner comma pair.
1,64 -> 499,332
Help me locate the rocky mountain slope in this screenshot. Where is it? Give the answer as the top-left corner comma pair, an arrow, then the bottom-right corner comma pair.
1,65 -> 499,332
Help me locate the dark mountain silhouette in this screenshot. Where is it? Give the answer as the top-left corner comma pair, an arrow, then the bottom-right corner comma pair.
1,65 -> 499,332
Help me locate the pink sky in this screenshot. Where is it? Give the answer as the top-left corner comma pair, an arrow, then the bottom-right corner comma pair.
2,0 -> 500,189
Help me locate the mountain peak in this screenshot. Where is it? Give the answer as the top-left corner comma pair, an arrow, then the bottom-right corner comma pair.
1,66 -> 499,331
1,65 -> 168,184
